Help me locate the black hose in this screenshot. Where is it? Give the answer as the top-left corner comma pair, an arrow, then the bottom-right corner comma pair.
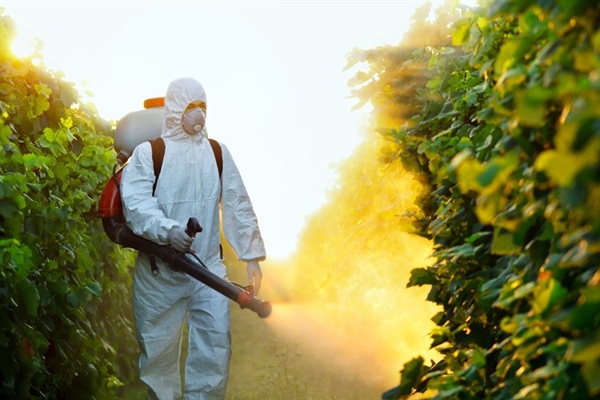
101,217 -> 272,318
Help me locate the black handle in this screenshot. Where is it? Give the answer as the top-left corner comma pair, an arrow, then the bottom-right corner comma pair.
185,217 -> 203,237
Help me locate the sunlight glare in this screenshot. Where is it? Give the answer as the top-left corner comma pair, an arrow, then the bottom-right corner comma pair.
11,35 -> 34,59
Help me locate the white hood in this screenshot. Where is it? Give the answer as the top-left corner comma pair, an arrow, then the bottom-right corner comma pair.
162,77 -> 208,141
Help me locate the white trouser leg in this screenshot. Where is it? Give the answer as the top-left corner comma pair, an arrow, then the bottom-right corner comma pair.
134,257 -> 190,400
184,279 -> 231,400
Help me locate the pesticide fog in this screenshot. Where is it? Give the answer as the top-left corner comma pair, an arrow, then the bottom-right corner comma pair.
254,132 -> 440,394
247,9 -> 459,393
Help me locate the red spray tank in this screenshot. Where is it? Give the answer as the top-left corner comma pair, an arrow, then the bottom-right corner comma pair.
97,99 -> 272,318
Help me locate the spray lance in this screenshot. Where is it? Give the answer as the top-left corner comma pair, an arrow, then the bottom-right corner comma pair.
98,98 -> 272,318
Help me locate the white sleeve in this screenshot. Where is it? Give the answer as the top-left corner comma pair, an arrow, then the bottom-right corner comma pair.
220,144 -> 267,261
120,142 -> 179,245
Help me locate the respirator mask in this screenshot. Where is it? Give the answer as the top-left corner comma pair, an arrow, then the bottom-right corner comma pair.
182,107 -> 206,135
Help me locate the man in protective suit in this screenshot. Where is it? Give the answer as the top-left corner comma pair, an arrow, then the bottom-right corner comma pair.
120,77 -> 266,400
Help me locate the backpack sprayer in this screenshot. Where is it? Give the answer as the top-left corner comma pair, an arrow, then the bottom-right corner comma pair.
97,98 -> 272,318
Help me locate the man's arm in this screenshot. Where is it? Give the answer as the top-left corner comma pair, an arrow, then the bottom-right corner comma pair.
121,142 -> 180,245
219,143 -> 267,262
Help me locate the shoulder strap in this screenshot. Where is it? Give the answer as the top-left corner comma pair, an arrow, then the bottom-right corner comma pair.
149,137 -> 223,196
208,138 -> 223,179
150,138 -> 165,196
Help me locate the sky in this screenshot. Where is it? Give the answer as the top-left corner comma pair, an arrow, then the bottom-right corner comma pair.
3,0 -> 471,259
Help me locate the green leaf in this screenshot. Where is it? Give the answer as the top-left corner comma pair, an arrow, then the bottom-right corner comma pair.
475,191 -> 503,224
16,278 -> 40,316
407,268 -> 438,287
434,243 -> 480,258
491,229 -> 521,255
67,288 -> 85,308
436,386 -> 465,398
23,153 -> 54,170
456,157 -> 484,193
494,37 -> 533,78
515,87 -> 554,128
514,383 -> 541,399
573,50 -> 596,73
495,282 -> 536,309
477,162 -> 505,187
0,122 -> 12,145
452,19 -> 472,46
472,347 -> 486,367
533,277 -> 567,314
570,339 -> 600,363
0,238 -> 33,279
497,66 -> 527,96
581,359 -> 600,395
34,94 -> 50,116
86,281 -> 102,296
568,287 -> 600,329
395,357 -> 424,397
0,199 -> 20,220
465,231 -> 492,243
535,150 -> 587,186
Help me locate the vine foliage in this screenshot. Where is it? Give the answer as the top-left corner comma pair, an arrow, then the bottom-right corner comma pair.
348,0 -> 600,398
1,10 -> 141,398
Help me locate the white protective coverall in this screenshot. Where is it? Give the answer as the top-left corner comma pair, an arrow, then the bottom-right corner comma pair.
121,78 -> 266,400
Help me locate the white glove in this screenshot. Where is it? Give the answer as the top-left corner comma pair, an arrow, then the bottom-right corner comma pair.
246,260 -> 263,295
168,227 -> 193,252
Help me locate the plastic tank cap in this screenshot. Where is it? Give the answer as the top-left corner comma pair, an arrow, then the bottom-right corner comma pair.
144,97 -> 165,109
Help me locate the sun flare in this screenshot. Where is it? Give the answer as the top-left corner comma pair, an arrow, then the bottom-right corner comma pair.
10,35 -> 34,58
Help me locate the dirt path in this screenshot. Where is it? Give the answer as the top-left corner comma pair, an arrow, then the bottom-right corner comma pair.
223,256 -> 437,400
226,302 -> 396,400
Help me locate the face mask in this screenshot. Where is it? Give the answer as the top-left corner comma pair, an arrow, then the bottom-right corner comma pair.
182,107 -> 206,135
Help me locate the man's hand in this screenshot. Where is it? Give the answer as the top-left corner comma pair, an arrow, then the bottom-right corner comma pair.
168,227 -> 193,252
246,260 -> 263,295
